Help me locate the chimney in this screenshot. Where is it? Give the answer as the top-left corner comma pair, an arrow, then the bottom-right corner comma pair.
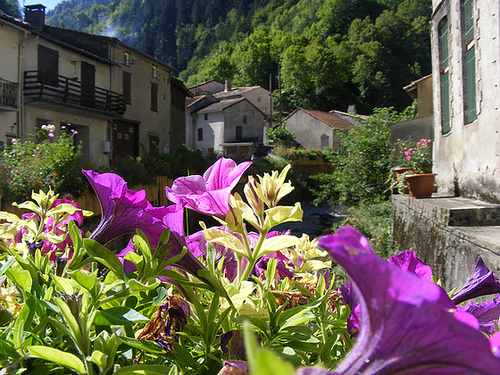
347,104 -> 357,114
24,4 -> 46,30
224,78 -> 232,92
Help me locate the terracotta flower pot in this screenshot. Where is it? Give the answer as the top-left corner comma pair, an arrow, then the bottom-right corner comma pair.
405,173 -> 436,199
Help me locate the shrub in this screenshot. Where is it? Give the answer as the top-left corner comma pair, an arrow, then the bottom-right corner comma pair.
312,104 -> 416,207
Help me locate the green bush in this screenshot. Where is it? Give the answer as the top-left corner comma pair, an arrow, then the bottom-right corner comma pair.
0,130 -> 84,204
312,104 -> 416,207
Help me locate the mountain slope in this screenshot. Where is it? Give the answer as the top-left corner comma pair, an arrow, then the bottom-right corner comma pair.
47,0 -> 432,113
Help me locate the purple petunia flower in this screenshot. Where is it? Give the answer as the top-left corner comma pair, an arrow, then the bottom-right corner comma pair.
452,257 -> 500,305
83,169 -> 161,245
458,295 -> 500,334
165,158 -> 251,218
312,227 -> 500,374
84,170 -> 206,278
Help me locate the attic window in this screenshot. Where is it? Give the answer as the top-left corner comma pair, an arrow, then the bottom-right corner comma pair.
204,113 -> 208,121
243,115 -> 247,124
124,52 -> 131,65
152,65 -> 157,78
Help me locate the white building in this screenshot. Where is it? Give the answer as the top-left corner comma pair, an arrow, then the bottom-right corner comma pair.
431,0 -> 500,202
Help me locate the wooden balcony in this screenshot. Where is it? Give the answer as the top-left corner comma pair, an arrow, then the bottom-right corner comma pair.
24,71 -> 125,117
0,78 -> 18,109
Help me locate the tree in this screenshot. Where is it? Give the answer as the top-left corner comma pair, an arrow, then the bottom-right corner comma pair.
0,0 -> 20,17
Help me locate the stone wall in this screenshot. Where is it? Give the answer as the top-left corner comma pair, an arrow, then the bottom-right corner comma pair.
392,194 -> 500,291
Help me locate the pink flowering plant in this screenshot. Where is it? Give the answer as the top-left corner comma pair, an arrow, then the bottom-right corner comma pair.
0,157 -> 500,374
393,137 -> 433,174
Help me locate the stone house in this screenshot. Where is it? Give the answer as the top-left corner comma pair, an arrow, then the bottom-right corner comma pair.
284,108 -> 358,151
392,0 -> 500,290
188,97 -> 265,158
0,4 -> 188,169
431,0 -> 500,202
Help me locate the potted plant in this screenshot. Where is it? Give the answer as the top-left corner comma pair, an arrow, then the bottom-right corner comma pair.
394,138 -> 435,198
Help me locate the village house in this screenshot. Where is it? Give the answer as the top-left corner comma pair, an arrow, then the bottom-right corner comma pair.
0,4 -> 188,169
284,108 -> 360,151
185,79 -> 270,158
431,0 -> 499,202
392,0 -> 500,290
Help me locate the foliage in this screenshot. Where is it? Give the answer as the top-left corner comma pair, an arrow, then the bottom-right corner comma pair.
47,0 -> 432,113
335,200 -> 397,258
0,127 -> 84,205
312,103 -> 416,207
0,0 -> 20,17
267,125 -> 296,148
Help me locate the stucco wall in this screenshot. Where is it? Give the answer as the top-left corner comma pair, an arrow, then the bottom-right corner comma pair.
223,100 -> 264,143
285,110 -> 337,150
110,45 -> 172,155
24,107 -> 109,168
390,116 -> 434,144
0,20 -> 22,147
431,0 -> 500,202
193,111 -> 224,154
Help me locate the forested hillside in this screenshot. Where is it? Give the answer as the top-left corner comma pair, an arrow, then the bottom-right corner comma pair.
46,0 -> 432,114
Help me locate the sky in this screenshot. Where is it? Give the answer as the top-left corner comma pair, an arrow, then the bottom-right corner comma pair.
23,0 -> 64,11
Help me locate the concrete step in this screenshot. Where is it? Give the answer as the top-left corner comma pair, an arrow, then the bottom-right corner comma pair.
395,195 -> 500,226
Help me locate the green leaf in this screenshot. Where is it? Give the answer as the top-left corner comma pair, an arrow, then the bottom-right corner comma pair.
68,270 -> 97,293
259,235 -> 302,257
28,346 -> 86,375
89,349 -> 107,371
0,339 -> 20,358
83,238 -> 125,279
94,306 -> 149,325
119,336 -> 164,354
6,269 -> 32,293
113,364 -> 173,375
128,278 -> 161,292
51,274 -> 74,295
244,321 -> 294,375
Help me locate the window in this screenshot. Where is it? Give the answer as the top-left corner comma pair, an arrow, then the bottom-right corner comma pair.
37,45 -> 59,86
152,65 -> 157,78
204,113 -> 208,121
198,128 -> 203,141
462,0 -> 477,123
439,17 -> 450,134
124,52 -> 131,65
123,71 -> 132,105
151,82 -> 158,111
236,126 -> 242,140
242,115 -> 247,124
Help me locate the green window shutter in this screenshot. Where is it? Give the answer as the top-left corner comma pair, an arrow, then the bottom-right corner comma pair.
441,71 -> 450,134
439,18 -> 451,133
464,46 -> 477,123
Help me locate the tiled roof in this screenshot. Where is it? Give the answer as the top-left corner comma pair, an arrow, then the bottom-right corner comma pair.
213,86 -> 261,99
197,98 -> 245,113
291,108 -> 352,130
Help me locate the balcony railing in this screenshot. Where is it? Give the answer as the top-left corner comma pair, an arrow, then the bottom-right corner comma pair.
24,71 -> 126,116
0,78 -> 18,109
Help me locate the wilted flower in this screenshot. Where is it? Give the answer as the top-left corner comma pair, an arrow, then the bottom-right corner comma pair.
165,158 -> 251,218
137,296 -> 190,354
